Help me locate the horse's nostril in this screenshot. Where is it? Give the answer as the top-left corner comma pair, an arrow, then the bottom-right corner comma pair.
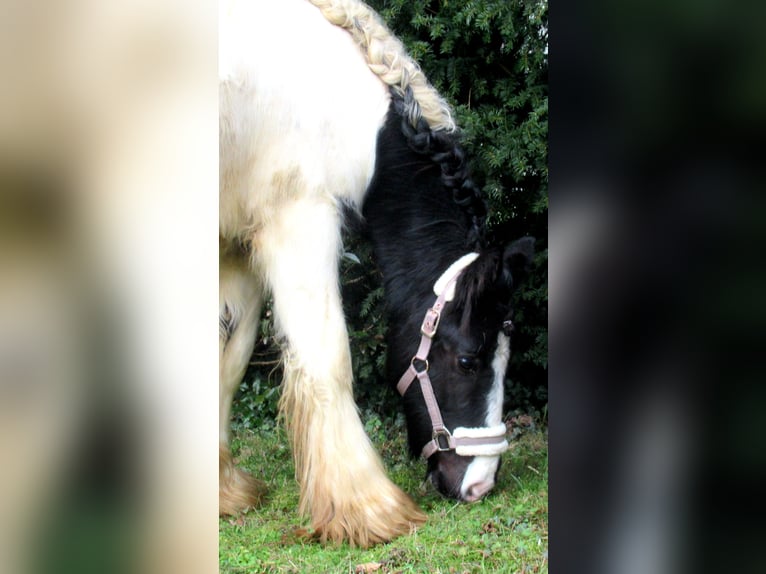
463,480 -> 494,502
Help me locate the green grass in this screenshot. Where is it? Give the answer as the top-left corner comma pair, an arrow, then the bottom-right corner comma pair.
220,416 -> 548,573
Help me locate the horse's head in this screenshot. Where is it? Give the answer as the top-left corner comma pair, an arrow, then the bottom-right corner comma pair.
390,236 -> 534,501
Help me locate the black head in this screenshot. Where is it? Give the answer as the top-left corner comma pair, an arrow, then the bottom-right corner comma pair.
389,236 -> 534,500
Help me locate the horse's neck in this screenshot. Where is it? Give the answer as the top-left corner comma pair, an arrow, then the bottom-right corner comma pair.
362,106 -> 473,312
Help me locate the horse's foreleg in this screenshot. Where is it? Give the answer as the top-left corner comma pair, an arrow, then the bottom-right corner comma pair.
258,198 -> 425,547
219,254 -> 266,515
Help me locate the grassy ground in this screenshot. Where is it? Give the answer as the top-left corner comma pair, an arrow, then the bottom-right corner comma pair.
220,415 -> 547,573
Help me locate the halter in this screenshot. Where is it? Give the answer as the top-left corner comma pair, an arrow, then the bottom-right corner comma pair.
396,254 -> 510,459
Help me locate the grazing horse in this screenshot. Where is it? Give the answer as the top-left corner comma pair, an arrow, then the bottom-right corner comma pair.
219,0 -> 534,547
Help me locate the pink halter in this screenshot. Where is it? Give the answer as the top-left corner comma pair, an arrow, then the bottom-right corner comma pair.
396,256 -> 509,459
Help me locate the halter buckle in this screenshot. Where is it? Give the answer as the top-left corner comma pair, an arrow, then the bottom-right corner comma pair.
432,428 -> 453,452
421,307 -> 441,338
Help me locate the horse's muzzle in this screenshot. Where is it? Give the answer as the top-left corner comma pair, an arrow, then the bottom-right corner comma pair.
428,453 -> 502,502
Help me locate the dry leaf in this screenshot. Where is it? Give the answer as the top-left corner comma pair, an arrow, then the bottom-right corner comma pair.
482,520 -> 498,534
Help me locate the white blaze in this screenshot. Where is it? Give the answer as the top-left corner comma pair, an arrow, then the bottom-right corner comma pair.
459,332 -> 510,498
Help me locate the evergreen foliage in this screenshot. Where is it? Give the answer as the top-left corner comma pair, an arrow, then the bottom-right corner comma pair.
232,0 -> 548,429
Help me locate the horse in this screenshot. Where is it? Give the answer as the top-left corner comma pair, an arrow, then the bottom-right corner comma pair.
218,0 -> 534,547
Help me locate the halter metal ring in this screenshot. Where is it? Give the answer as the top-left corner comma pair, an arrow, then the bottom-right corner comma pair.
432,428 -> 453,452
410,356 -> 429,374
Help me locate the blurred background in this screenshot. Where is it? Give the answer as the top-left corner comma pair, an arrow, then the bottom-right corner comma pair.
0,1 -> 217,572
551,1 -> 766,573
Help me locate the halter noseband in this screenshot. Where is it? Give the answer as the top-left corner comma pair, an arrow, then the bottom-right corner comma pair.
396,254 -> 509,459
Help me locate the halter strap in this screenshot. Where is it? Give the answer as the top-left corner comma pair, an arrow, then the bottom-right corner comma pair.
396,255 -> 509,459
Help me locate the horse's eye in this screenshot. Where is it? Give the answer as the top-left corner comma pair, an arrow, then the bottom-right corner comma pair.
457,355 -> 478,374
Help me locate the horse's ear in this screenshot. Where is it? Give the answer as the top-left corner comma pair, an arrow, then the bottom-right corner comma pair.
502,236 -> 535,289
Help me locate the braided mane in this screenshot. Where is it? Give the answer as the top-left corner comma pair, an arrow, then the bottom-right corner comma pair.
308,0 -> 455,132
310,0 -> 487,243
391,94 -> 487,247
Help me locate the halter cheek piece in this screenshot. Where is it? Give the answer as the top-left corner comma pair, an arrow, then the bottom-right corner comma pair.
396,254 -> 510,459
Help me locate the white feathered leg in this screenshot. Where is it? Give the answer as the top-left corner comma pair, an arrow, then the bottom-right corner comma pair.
218,251 -> 266,515
257,197 -> 425,547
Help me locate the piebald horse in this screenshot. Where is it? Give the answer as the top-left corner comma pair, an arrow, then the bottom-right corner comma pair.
219,0 -> 533,547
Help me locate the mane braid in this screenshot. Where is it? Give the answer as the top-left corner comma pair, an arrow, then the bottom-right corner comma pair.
308,0 -> 455,132
307,0 -> 486,242
392,89 -> 488,248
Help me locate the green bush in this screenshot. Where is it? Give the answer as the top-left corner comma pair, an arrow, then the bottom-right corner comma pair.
232,0 -> 548,429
